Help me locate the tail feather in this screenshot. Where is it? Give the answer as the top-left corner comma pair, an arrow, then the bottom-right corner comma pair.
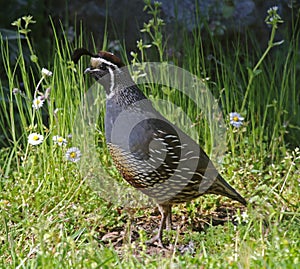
210,175 -> 247,206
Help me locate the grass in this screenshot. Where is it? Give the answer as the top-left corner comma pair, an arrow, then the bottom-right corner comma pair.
0,3 -> 300,268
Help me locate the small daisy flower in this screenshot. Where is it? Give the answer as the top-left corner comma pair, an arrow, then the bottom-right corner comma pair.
41,68 -> 53,77
66,147 -> 81,163
230,112 -> 244,128
53,135 -> 67,146
241,211 -> 249,223
12,88 -> 21,95
32,96 -> 45,109
28,133 -> 44,145
235,211 -> 249,224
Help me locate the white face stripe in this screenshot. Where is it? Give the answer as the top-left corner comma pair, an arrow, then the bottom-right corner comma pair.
100,58 -> 118,69
90,57 -> 118,70
90,56 -> 123,99
107,66 -> 115,99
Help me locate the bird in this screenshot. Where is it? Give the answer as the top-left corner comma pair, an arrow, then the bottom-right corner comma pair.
72,48 -> 247,247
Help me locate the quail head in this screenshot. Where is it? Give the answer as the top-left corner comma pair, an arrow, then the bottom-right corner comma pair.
72,48 -> 247,247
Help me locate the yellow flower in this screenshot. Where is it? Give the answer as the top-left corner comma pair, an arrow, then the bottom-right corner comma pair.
53,135 -> 67,146
66,147 -> 81,162
32,96 -> 45,109
229,112 -> 244,128
28,133 -> 44,145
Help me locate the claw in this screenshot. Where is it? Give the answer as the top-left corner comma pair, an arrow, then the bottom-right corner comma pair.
146,234 -> 165,248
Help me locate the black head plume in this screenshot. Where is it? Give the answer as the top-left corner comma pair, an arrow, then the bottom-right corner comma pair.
72,48 -> 125,68
72,48 -> 97,64
72,48 -> 132,98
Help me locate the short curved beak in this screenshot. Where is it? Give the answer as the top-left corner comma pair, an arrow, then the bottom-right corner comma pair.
84,67 -> 91,74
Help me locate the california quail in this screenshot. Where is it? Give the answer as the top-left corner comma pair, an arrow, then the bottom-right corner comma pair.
73,48 -> 247,247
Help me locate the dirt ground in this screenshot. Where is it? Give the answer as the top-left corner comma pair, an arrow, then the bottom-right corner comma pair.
99,203 -> 246,256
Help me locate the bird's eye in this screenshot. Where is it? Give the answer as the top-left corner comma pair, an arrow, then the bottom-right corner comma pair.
99,63 -> 107,70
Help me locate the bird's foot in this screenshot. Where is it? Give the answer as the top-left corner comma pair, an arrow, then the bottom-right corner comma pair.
146,234 -> 166,248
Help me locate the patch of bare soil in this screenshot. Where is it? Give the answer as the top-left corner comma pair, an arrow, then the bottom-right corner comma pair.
98,203 -> 246,256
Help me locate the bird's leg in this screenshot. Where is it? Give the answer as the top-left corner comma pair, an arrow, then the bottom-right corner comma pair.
146,204 -> 172,248
165,205 -> 172,230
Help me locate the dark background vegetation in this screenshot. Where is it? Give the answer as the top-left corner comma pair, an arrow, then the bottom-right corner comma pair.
1,0 -> 299,58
